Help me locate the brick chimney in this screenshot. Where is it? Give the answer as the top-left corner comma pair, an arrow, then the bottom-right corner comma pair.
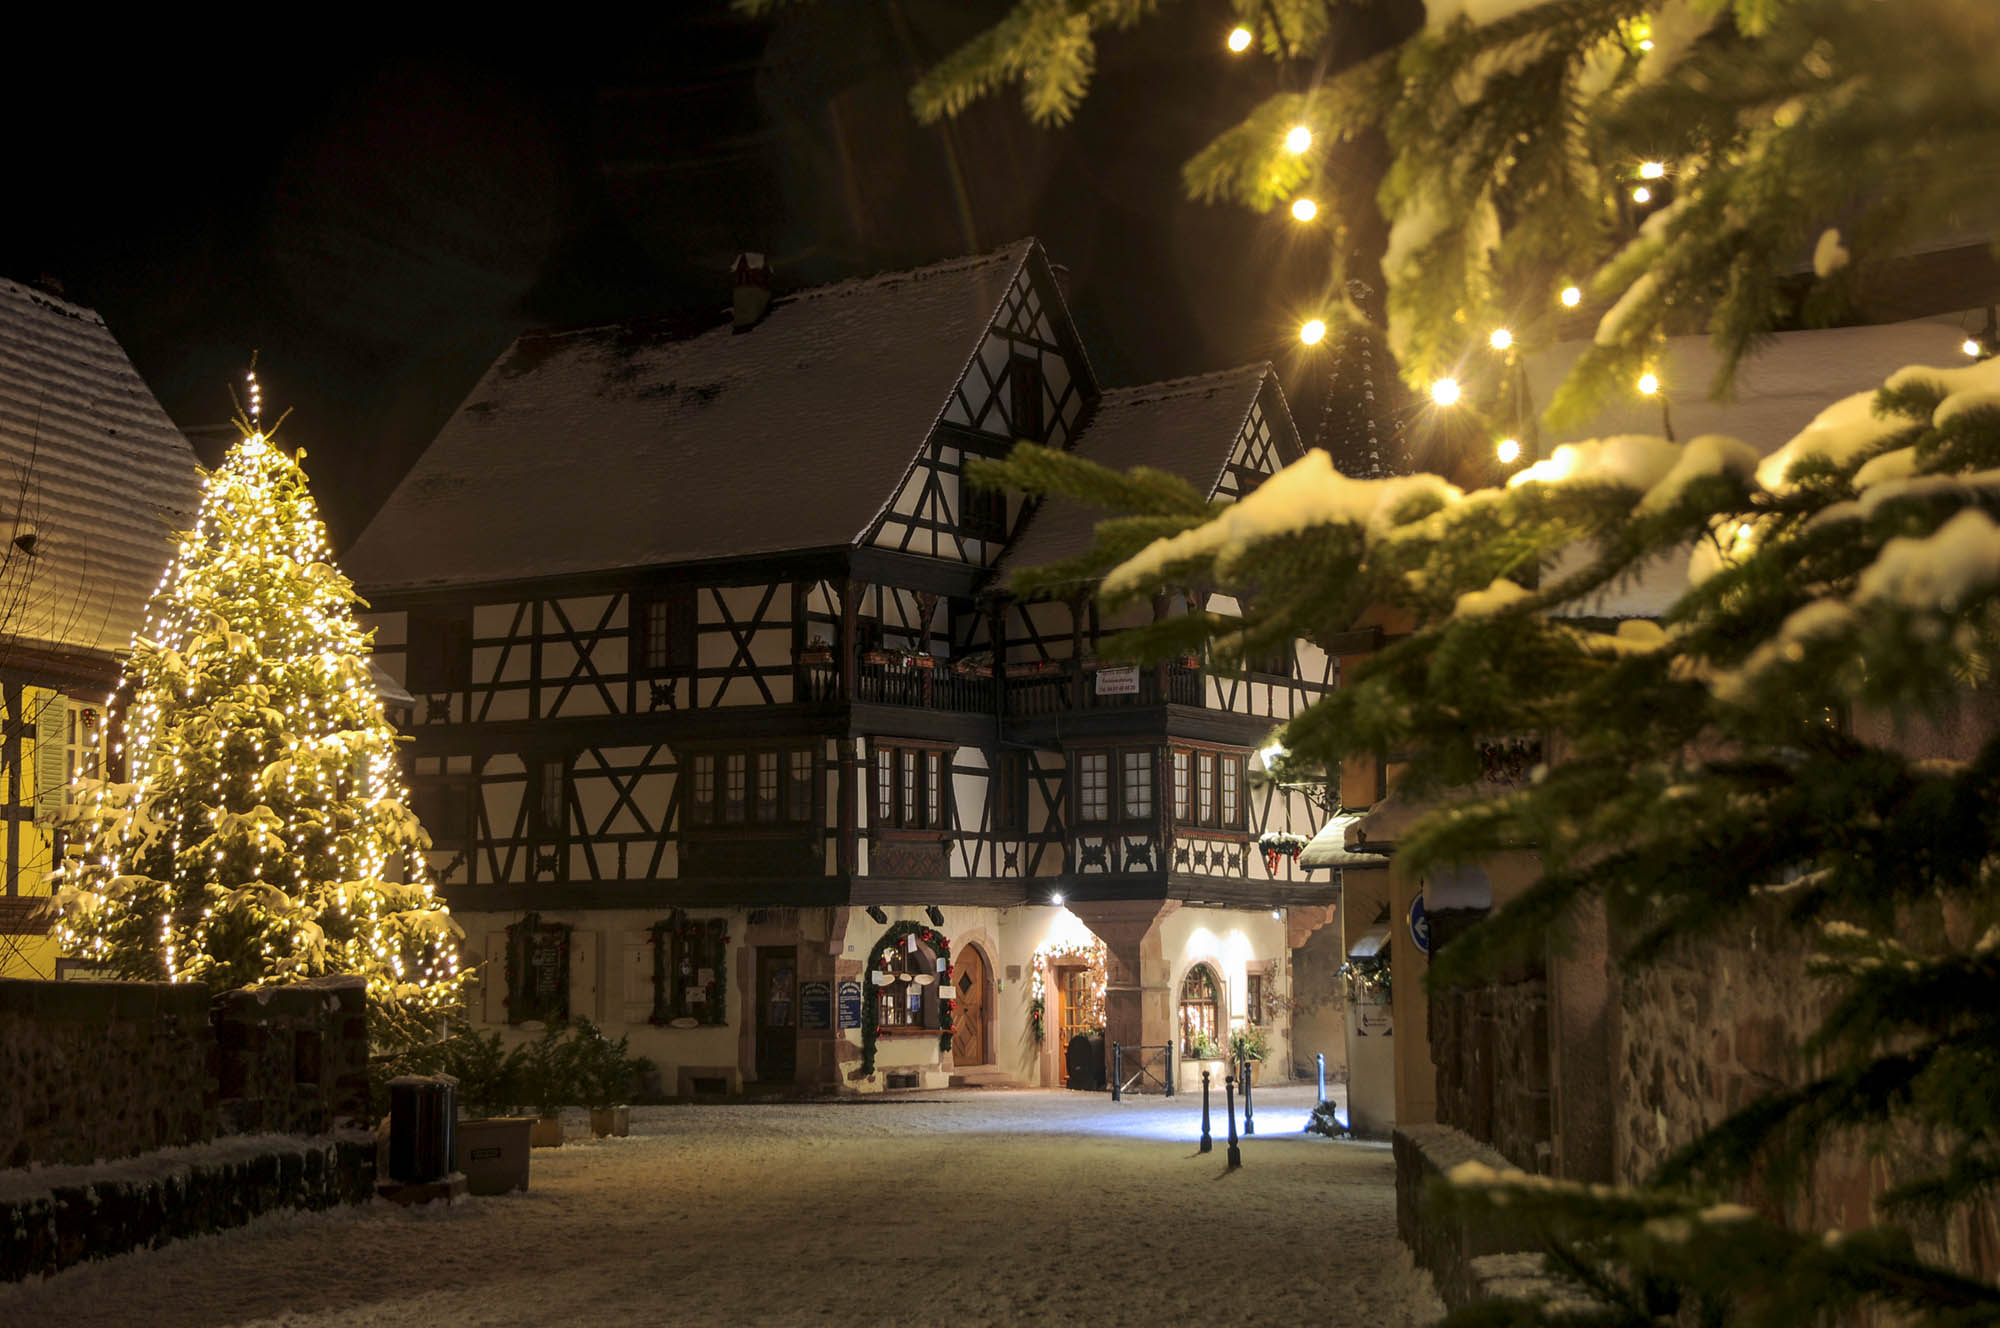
732,253 -> 772,333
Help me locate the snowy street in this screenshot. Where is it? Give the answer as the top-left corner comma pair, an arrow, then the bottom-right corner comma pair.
1,1085 -> 1441,1327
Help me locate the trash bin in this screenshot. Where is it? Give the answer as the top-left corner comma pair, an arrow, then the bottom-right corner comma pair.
388,1075 -> 457,1183
1065,1032 -> 1106,1092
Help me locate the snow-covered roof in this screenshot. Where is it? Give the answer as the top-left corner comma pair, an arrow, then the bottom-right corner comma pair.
1531,316 -> 1976,618
0,278 -> 199,660
1000,364 -> 1285,574
343,241 -> 1043,592
1298,811 -> 1386,869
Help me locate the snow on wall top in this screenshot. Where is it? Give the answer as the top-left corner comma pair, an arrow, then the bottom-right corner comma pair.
999,363 -> 1280,576
343,241 -> 1039,592
0,279 -> 200,660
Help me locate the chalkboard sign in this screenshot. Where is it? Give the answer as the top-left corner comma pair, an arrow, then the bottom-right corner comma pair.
799,980 -> 832,1031
836,979 -> 863,1029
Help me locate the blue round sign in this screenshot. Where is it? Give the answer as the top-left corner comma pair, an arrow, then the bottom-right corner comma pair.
1408,894 -> 1430,955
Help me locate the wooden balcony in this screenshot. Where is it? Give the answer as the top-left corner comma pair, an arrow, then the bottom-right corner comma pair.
798,657 -> 1204,717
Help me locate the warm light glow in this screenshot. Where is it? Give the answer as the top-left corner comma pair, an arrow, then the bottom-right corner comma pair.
1631,185 -> 1652,204
1638,37 -> 1654,50
1560,285 -> 1582,308
1050,892 -> 1065,907
1640,160 -> 1665,180
1496,438 -> 1522,464
1736,523 -> 1754,540
1285,125 -> 1312,154
1290,197 -> 1318,222
1227,25 -> 1252,52
1638,372 -> 1661,396
1430,377 -> 1461,406
1258,742 -> 1287,769
1488,327 -> 1513,351
1965,338 -> 1984,359
1300,318 -> 1327,345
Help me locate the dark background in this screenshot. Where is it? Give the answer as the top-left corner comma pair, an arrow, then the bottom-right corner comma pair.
1,1 -> 1411,549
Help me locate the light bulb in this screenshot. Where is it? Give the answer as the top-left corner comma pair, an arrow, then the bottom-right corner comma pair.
1489,327 -> 1513,350
1290,197 -> 1317,221
1638,372 -> 1661,396
1560,285 -> 1582,308
1284,125 -> 1312,154
1431,377 -> 1461,406
1497,438 -> 1522,464
1227,25 -> 1252,52
1631,186 -> 1652,204
1964,338 -> 1983,358
1300,318 -> 1327,345
1640,161 -> 1665,180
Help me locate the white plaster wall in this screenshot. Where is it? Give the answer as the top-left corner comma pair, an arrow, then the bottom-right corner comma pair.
1159,904 -> 1294,1090
834,904 -> 1008,1093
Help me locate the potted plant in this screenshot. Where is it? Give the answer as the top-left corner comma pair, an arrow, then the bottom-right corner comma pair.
1229,1025 -> 1269,1068
1187,1028 -> 1224,1061
518,1022 -> 579,1148
572,1018 -> 649,1138
439,1021 -> 535,1195
799,636 -> 833,667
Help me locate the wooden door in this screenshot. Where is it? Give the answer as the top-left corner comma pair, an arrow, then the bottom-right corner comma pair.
1054,964 -> 1091,1085
755,947 -> 797,1083
954,948 -> 989,1066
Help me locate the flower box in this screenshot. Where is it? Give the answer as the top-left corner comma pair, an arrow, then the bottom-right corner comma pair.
589,1105 -> 631,1138
530,1114 -> 564,1149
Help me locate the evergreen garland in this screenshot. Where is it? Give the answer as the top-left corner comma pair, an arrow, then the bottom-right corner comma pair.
504,911 -> 571,1026
858,920 -> 953,1077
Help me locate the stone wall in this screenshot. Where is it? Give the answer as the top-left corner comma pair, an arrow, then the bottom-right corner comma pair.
0,974 -> 370,1170
0,979 -> 217,1168
1615,902 -> 2000,1286
1428,907 -> 1553,1174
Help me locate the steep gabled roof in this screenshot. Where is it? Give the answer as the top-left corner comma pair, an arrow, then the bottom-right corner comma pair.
999,363 -> 1290,575
0,279 -> 199,659
344,241 -> 1043,592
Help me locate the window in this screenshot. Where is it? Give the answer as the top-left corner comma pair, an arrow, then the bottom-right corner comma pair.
872,743 -> 949,829
1077,752 -> 1109,822
1179,965 -> 1222,1057
877,936 -> 945,1029
530,757 -> 569,838
723,754 -> 747,823
650,912 -> 728,1026
786,750 -> 814,824
1246,972 -> 1267,1026
406,610 -> 471,692
632,589 -> 695,675
1008,353 -> 1043,441
689,754 -> 716,826
409,777 -> 475,850
1175,746 -> 1248,830
1122,750 -> 1154,819
962,472 -> 1007,541
1172,750 -> 1191,822
1221,757 -> 1241,828
688,748 -> 815,829
1196,752 -> 1216,827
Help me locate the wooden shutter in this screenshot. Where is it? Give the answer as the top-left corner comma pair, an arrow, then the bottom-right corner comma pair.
569,929 -> 601,1023
481,931 -> 510,1023
31,688 -> 67,825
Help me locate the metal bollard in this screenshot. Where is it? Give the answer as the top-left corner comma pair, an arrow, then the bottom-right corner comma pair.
1199,1068 -> 1212,1153
1166,1041 -> 1176,1097
1112,1043 -> 1123,1102
1242,1055 -> 1255,1136
1225,1073 -> 1242,1168
1317,1051 -> 1326,1106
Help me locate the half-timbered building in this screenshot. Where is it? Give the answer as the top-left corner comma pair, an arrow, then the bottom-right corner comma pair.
0,277 -> 200,978
344,240 -> 1337,1093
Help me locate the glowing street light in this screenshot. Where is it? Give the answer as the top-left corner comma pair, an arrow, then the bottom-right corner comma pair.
1291,197 -> 1318,222
1431,377 -> 1462,406
1638,372 -> 1661,396
1285,125 -> 1313,154
1300,318 -> 1327,345
1560,285 -> 1583,308
1632,185 -> 1652,204
1640,160 -> 1665,179
1497,438 -> 1522,464
1489,327 -> 1513,351
1227,25 -> 1253,52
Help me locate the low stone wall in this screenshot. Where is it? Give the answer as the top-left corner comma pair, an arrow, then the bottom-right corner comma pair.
1395,1123 -> 1559,1310
0,1132 -> 374,1282
212,976 -> 371,1136
0,979 -> 217,1168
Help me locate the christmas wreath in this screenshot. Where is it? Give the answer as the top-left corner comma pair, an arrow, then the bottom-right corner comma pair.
859,920 -> 953,1076
649,910 -> 730,1026
504,911 -> 572,1025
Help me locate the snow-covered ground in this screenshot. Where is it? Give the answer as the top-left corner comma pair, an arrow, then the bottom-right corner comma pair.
0,1085 -> 1442,1327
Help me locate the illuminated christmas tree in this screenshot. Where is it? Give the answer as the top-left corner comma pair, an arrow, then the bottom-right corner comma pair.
53,383 -> 467,1062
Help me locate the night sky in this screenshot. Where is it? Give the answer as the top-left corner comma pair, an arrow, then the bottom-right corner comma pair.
3,2 -> 1414,550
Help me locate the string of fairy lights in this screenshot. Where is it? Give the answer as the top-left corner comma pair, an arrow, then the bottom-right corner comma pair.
1225,17 -> 1682,467
53,364 -> 465,1030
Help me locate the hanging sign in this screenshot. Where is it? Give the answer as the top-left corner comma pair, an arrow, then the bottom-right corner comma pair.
799,980 -> 831,1031
836,979 -> 864,1029
1095,664 -> 1140,696
1408,893 -> 1431,956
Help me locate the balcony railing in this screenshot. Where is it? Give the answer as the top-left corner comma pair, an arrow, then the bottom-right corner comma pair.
798,657 -> 1204,717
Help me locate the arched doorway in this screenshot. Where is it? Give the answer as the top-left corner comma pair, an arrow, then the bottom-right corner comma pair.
953,946 -> 992,1066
